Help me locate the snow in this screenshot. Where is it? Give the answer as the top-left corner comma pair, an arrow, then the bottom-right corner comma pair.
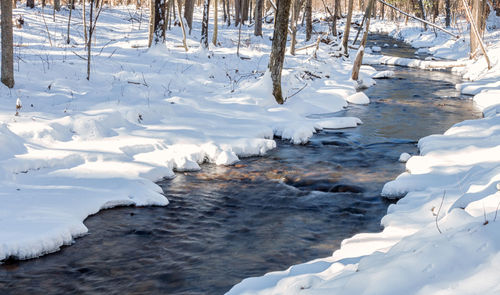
371,45 -> 382,52
0,6 -> 373,261
346,92 -> 370,105
398,152 -> 411,163
228,12 -> 500,295
372,70 -> 395,79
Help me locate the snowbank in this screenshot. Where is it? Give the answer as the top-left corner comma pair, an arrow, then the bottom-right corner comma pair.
228,13 -> 500,295
0,6 -> 371,261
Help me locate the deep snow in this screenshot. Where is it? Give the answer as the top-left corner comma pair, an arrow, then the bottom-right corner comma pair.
0,5 -> 374,261
228,12 -> 500,295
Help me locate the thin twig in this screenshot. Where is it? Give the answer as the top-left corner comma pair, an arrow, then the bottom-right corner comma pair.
286,83 -> 308,100
435,191 -> 446,234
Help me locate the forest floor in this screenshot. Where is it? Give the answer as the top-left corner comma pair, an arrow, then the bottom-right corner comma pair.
0,4 -> 500,295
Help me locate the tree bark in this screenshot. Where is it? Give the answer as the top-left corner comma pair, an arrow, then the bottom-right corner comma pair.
201,0 -> 210,48
184,0 -> 195,34
305,0 -> 312,41
351,0 -> 374,81
1,0 -> 15,88
235,0 -> 241,26
269,0 -> 292,104
54,0 -> 61,11
148,0 -> 167,46
333,0 -> 340,36
27,0 -> 35,8
213,0 -> 218,45
254,0 -> 263,36
242,0 -> 249,23
177,0 -> 189,50
67,0 -> 75,44
290,0 -> 299,55
341,0 -> 353,56
470,0 -> 486,55
445,0 -> 451,27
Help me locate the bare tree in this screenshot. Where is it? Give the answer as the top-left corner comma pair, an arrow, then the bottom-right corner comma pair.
341,0 -> 354,56
269,0 -> 292,104
445,0 -> 451,27
67,0 -> 75,44
213,0 -> 219,45
87,0 -> 103,80
1,0 -> 15,88
184,0 -> 195,34
177,0 -> 189,51
351,0 -> 374,81
290,0 -> 300,55
27,0 -> 35,8
201,0 -> 210,48
148,0 -> 167,46
305,0 -> 312,41
254,0 -> 263,36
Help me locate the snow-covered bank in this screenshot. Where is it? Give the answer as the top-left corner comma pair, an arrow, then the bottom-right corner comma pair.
0,6 -> 373,261
228,14 -> 500,295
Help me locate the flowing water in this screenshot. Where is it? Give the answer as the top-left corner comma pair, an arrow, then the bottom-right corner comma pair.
0,35 -> 482,295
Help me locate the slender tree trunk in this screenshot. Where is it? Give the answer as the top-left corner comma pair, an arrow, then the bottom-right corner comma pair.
333,0 -> 340,36
27,0 -> 34,8
226,0 -> 231,25
351,0 -> 374,81
290,0 -> 299,55
87,0 -> 94,80
269,0 -> 292,104
201,0 -> 210,48
213,0 -> 218,45
83,0 -> 88,46
54,0 -> 61,11
67,0 -> 75,44
445,0 -> 451,27
177,0 -> 189,50
1,0 -> 15,88
254,0 -> 263,36
417,0 -> 426,29
342,0 -> 353,56
223,0 -> 227,22
42,0 -> 46,7
305,0 -> 312,41
184,0 -> 195,34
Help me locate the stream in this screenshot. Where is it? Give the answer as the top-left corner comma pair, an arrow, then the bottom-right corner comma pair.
0,35 -> 482,295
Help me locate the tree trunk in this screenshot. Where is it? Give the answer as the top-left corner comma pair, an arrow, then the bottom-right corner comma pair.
177,0 -> 189,50
290,0 -> 300,55
470,0 -> 486,55
67,0 -> 75,44
201,0 -> 210,48
148,0 -> 166,46
83,0 -> 88,46
87,0 -> 94,80
333,0 -> 340,36
269,0 -> 291,104
342,0 -> 353,56
445,0 -> 451,27
351,0 -> 374,81
184,0 -> 195,34
417,0 -> 426,29
54,0 -> 61,11
254,0 -> 263,36
305,0 -> 312,41
27,0 -> 35,8
213,0 -> 218,45
1,0 -> 15,88
242,0 -> 249,23
235,0 -> 241,26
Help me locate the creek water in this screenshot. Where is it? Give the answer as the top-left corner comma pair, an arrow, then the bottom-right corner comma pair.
0,35 -> 481,295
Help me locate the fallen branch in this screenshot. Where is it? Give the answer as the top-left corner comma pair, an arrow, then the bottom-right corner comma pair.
461,0 -> 492,69
377,0 -> 460,39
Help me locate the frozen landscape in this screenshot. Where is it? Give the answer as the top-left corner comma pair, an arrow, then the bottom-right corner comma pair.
0,1 -> 499,294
